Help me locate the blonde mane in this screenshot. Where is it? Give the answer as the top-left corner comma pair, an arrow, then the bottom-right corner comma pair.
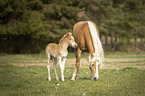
59,33 -> 72,44
88,21 -> 104,66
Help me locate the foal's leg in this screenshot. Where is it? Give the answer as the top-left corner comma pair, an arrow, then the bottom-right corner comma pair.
62,57 -> 67,70
62,57 -> 67,80
53,58 -> 59,81
58,56 -> 65,81
71,48 -> 82,80
46,54 -> 51,81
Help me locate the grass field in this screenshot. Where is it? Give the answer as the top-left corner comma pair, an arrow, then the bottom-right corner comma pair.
0,52 -> 145,96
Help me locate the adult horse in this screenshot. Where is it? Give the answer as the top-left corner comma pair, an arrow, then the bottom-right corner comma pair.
71,21 -> 104,80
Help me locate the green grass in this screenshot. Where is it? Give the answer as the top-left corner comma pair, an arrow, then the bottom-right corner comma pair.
105,60 -> 145,64
0,52 -> 145,96
104,52 -> 145,58
0,65 -> 144,96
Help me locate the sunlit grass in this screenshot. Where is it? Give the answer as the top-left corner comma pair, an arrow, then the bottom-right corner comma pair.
0,65 -> 144,96
0,52 -> 145,95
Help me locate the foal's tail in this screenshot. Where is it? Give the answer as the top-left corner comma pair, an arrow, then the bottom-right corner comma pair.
46,45 -> 51,63
87,21 -> 104,66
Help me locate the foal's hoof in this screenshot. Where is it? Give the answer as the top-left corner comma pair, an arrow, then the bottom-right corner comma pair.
62,78 -> 65,81
71,78 -> 75,81
48,78 -> 51,81
62,79 -> 65,81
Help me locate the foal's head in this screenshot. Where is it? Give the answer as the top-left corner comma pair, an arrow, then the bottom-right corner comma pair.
59,32 -> 77,48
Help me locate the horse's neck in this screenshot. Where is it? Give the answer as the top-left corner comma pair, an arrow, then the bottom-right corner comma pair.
58,41 -> 68,55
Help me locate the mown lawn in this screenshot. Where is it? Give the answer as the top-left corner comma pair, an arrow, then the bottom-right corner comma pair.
0,52 -> 145,96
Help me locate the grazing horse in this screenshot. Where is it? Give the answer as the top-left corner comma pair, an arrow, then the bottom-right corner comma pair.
71,21 -> 104,80
46,32 -> 77,81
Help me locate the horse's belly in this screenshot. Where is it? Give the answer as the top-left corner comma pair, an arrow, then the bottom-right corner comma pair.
76,39 -> 88,52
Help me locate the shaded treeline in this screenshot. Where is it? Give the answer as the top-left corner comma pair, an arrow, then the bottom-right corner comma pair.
0,0 -> 145,53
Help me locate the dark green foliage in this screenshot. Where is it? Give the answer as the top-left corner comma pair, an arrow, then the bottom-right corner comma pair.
0,0 -> 144,53
0,0 -> 81,53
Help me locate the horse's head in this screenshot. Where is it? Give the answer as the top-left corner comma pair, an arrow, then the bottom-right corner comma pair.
89,54 -> 100,80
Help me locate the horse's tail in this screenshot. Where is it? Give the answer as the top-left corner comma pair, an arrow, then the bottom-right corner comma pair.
87,21 -> 104,66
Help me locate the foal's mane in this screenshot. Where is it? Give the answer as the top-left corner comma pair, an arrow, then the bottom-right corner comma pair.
59,32 -> 72,44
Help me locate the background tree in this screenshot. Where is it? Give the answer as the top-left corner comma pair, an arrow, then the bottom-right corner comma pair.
0,0 -> 144,53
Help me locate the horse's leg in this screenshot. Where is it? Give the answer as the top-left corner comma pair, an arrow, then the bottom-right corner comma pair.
76,48 -> 82,80
71,48 -> 82,80
53,58 -> 59,81
58,56 -> 65,81
46,53 -> 51,81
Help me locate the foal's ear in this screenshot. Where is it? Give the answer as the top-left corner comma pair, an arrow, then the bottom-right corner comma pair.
66,32 -> 68,34
66,32 -> 72,36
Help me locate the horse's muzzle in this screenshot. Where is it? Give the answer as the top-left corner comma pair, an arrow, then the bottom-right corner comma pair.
90,73 -> 99,80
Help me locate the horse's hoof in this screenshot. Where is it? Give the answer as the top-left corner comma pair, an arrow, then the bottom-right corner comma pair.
76,77 -> 79,80
94,77 -> 99,81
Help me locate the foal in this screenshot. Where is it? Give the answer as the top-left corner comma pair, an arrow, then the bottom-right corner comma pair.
46,32 -> 77,81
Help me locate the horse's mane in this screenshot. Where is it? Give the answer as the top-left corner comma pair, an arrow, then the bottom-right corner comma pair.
88,21 -> 104,66
59,32 -> 72,44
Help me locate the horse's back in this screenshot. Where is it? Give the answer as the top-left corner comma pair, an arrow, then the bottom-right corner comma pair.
46,43 -> 58,58
73,21 -> 95,53
73,21 -> 88,36
73,21 -> 99,36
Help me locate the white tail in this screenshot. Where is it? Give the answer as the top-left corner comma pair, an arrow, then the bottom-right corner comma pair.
88,21 -> 104,66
